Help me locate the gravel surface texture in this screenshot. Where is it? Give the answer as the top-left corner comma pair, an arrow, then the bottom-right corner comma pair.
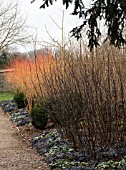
0,107 -> 50,170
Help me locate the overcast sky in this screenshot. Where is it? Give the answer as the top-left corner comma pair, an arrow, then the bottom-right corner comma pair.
8,0 -> 90,52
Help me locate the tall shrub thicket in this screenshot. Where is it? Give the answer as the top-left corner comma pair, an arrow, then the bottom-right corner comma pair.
6,44 -> 126,157
6,52 -> 54,110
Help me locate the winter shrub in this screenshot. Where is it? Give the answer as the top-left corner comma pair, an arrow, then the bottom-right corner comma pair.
5,45 -> 126,158
30,102 -> 48,130
13,90 -> 28,109
45,93 -> 84,127
44,96 -> 62,126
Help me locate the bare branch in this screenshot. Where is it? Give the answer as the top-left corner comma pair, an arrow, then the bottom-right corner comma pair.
0,1 -> 31,50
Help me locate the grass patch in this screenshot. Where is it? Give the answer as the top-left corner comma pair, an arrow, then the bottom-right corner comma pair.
0,91 -> 13,101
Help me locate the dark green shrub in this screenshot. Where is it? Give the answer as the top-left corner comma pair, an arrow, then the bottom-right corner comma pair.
44,96 -> 63,126
30,102 -> 48,130
13,90 -> 28,109
45,93 -> 84,126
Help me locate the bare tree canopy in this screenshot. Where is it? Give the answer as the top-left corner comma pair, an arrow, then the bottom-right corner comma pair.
0,1 -> 30,50
31,0 -> 126,50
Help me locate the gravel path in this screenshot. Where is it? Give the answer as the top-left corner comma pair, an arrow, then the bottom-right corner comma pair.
0,108 -> 50,170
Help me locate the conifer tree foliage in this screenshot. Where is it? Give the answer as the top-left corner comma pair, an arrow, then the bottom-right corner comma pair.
31,0 -> 126,50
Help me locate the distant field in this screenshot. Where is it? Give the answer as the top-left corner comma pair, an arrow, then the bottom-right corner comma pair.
0,91 -> 13,101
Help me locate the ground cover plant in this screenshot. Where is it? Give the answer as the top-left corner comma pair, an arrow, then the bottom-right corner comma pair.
0,91 -> 13,101
0,98 -> 126,169
31,129 -> 126,170
0,100 -> 31,126
11,108 -> 31,126
5,44 -> 126,162
0,100 -> 17,112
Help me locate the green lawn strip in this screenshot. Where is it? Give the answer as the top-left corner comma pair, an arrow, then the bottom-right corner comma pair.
0,91 -> 14,101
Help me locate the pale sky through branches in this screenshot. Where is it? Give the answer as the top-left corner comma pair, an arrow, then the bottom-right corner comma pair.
6,0 -> 90,52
